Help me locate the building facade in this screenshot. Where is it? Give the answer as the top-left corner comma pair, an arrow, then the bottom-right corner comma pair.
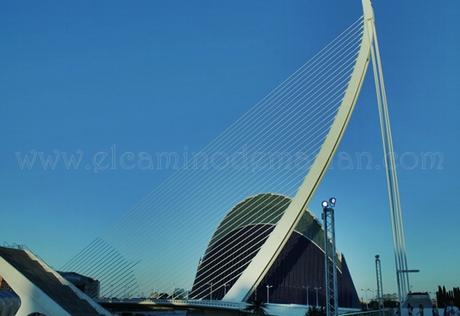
190,193 -> 360,308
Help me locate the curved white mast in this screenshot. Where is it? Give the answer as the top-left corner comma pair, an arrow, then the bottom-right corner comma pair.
223,0 -> 375,302
224,0 -> 411,304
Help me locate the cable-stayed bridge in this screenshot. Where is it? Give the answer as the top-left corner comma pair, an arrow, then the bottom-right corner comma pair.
11,0 -> 411,314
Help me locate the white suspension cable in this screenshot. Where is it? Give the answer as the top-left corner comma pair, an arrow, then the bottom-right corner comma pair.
98,18 -> 361,242
64,16 -> 364,296
104,46 -> 360,254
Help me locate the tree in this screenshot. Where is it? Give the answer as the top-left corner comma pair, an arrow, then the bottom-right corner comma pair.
453,287 -> 460,308
305,306 -> 326,316
244,298 -> 268,315
437,286 -> 444,307
436,285 -> 460,308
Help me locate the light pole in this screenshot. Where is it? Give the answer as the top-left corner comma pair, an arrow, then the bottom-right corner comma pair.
361,288 -> 373,309
314,287 -> 322,307
223,283 -> 229,296
266,285 -> 273,304
367,289 -> 374,300
375,255 -> 384,311
302,286 -> 310,306
361,288 -> 370,300
428,292 -> 438,309
322,197 -> 338,316
208,282 -> 213,300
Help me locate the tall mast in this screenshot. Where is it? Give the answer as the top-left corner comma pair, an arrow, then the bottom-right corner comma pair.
362,0 -> 410,303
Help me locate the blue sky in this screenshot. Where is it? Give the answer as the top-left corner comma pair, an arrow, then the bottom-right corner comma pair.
1,0 -> 459,297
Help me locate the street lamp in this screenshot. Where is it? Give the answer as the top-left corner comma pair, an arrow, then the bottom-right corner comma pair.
302,286 -> 310,306
375,255 -> 384,311
208,282 -> 213,300
223,283 -> 229,296
360,289 -> 367,309
314,287 -> 322,307
361,288 -> 375,309
428,292 -> 438,309
322,197 -> 338,316
266,285 -> 273,304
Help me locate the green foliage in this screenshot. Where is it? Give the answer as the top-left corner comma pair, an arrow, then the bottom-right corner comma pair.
367,299 -> 399,309
384,299 -> 399,308
436,286 -> 460,308
437,286 -> 460,308
244,298 -> 268,315
305,306 -> 326,316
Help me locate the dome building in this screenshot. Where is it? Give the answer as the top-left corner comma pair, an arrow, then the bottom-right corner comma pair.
190,193 -> 360,309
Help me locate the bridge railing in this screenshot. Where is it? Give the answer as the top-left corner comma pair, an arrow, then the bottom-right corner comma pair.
150,298 -> 246,309
100,297 -> 247,310
341,308 -> 396,316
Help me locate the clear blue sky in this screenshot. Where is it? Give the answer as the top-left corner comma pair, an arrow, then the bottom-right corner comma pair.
1,0 -> 459,297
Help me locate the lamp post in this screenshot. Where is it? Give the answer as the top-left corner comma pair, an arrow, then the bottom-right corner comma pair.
302,286 -> 310,306
314,287 -> 322,307
360,289 -> 366,309
361,288 -> 374,309
366,288 -> 375,300
266,285 -> 273,304
322,197 -> 338,316
375,255 -> 384,312
368,288 -> 375,300
428,292 -> 438,309
223,283 -> 229,296
208,282 -> 213,300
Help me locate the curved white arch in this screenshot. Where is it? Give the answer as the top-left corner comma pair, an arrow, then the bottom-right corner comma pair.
223,0 -> 375,302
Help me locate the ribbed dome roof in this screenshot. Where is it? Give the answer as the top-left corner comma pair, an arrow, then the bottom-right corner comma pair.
205,193 -> 338,263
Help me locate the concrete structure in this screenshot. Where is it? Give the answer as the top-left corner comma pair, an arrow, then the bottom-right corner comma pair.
0,246 -> 111,316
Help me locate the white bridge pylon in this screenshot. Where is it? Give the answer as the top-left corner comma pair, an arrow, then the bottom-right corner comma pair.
223,0 -> 409,303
